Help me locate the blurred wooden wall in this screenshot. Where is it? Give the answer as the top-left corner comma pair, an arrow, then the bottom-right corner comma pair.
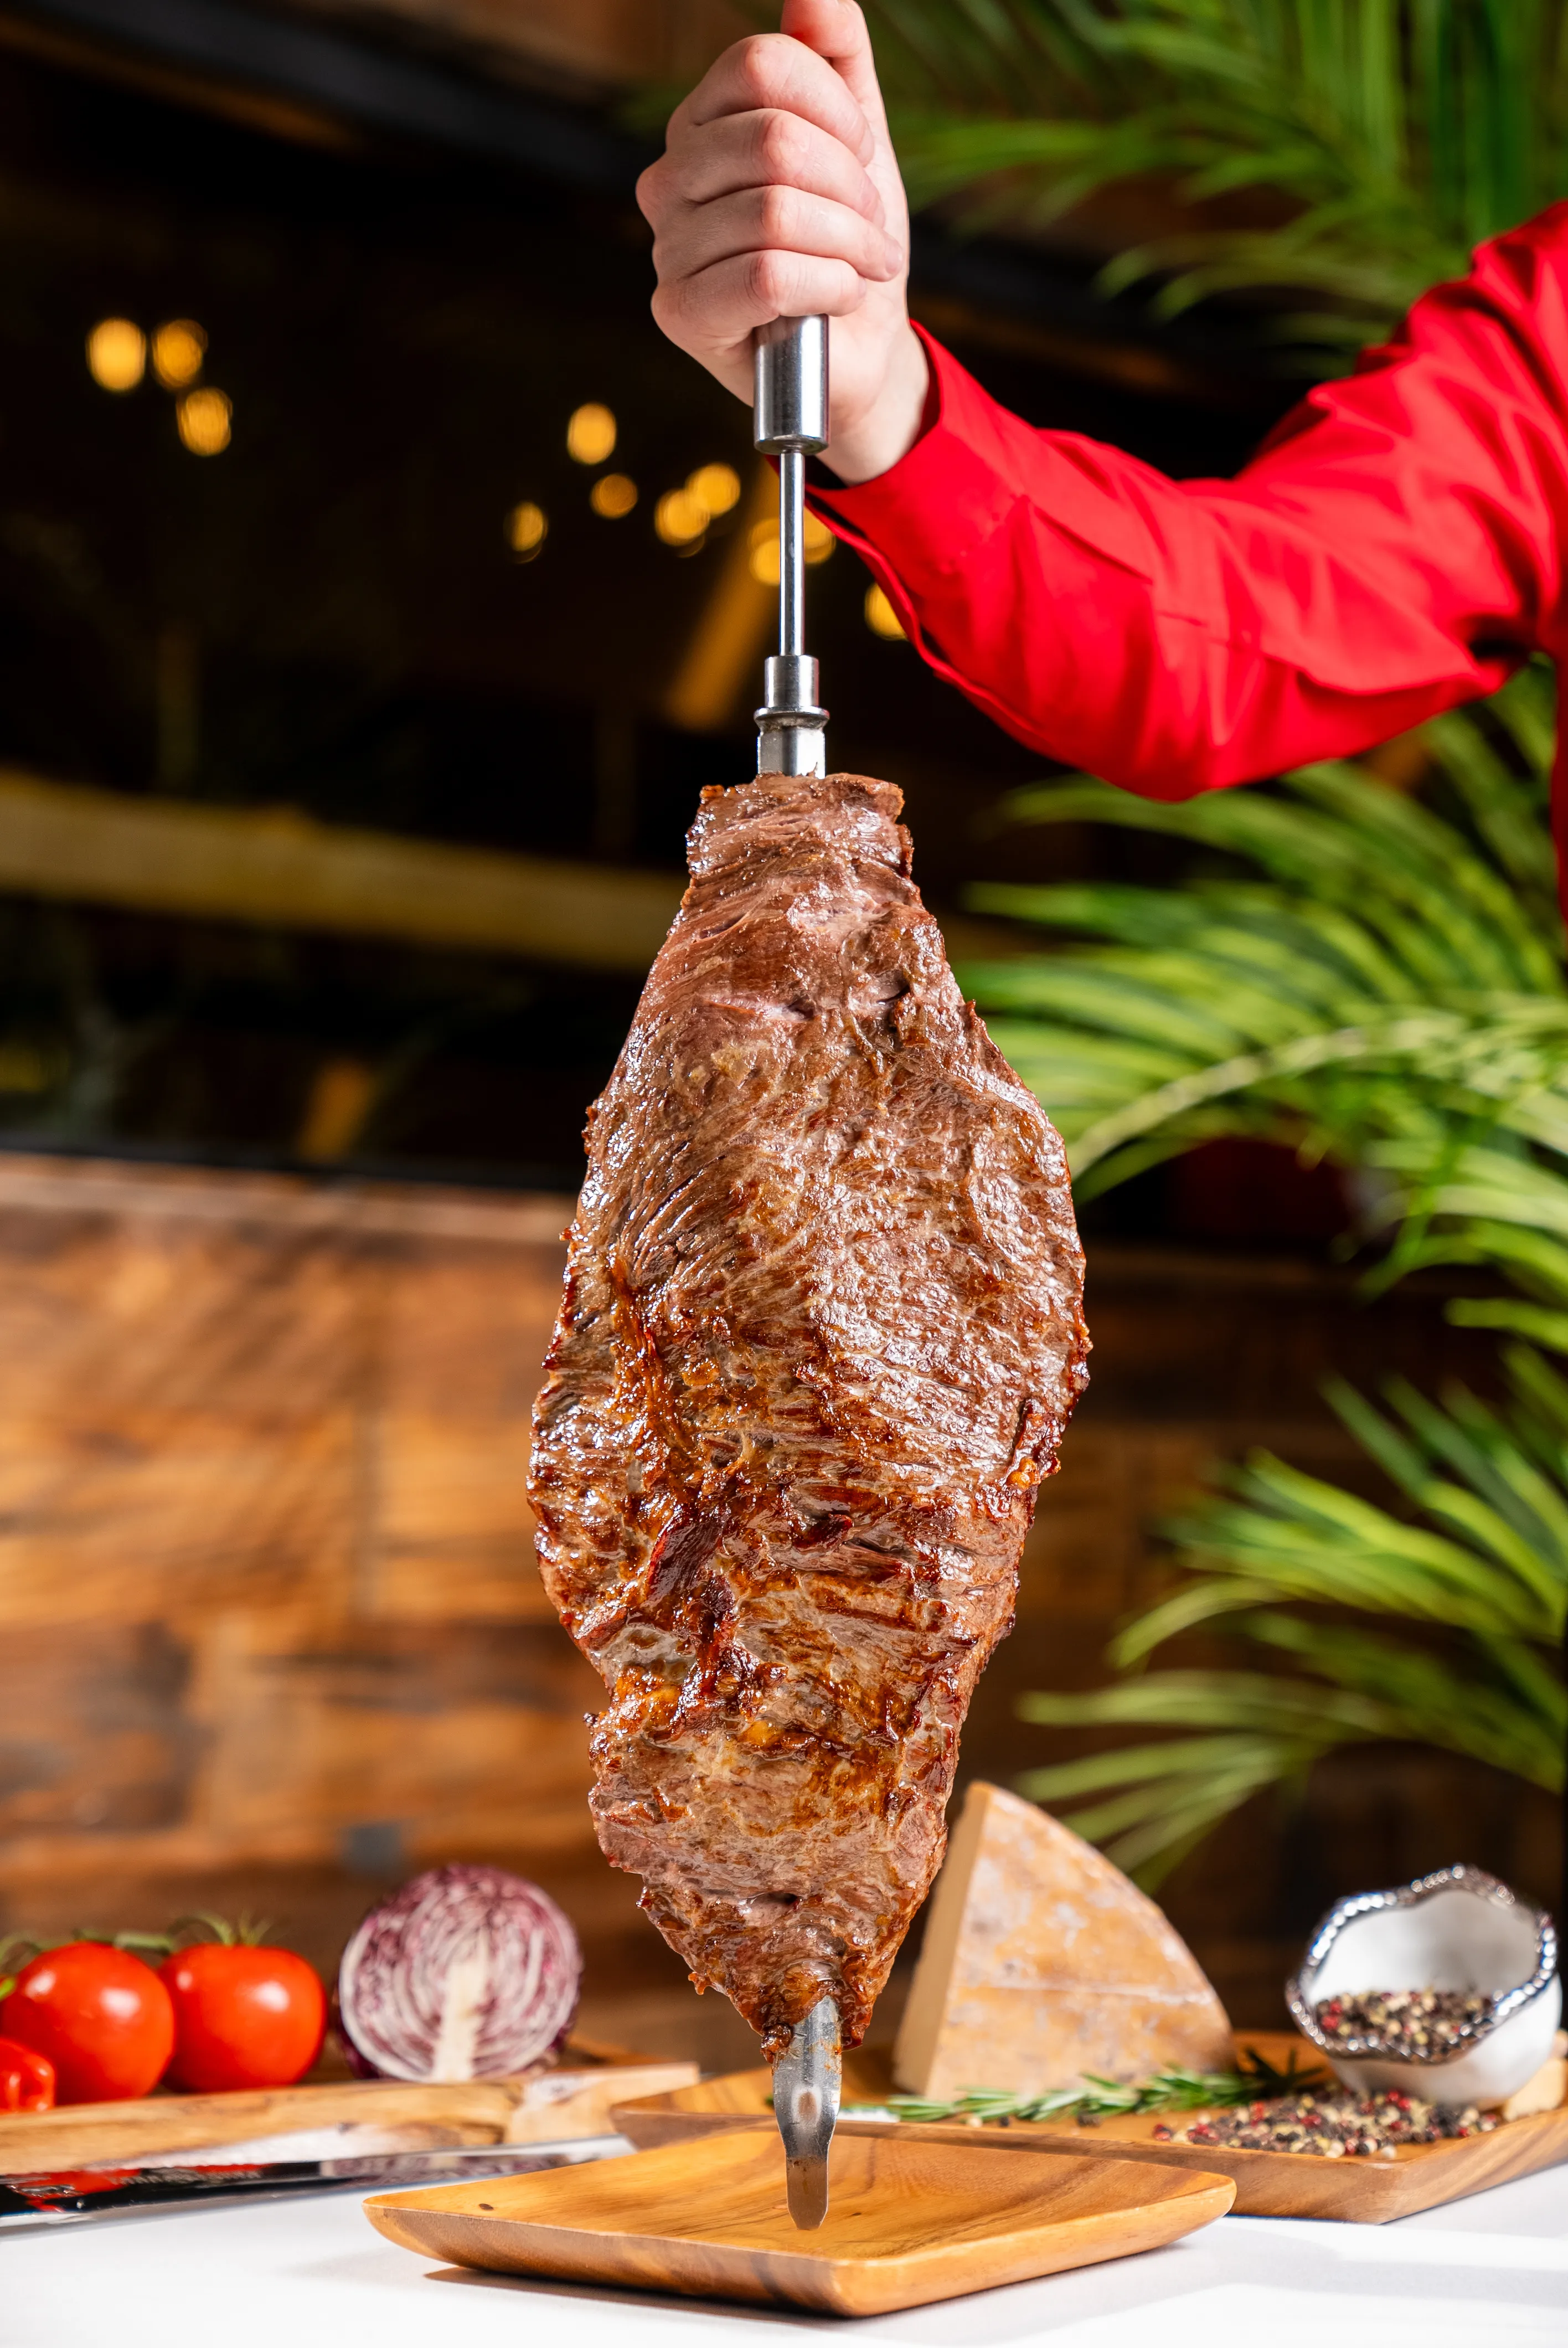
0,1152 -> 1551,2062
0,1157 -> 592,1887
289,0 -> 748,91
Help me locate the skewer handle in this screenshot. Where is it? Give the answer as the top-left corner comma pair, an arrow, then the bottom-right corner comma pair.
754,317 -> 829,779
772,1993 -> 842,2230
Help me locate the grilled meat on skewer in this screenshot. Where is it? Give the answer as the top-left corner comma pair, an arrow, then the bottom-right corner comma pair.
529,770 -> 1088,2055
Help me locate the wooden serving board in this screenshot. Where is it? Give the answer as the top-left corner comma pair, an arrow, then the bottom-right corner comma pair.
364,2124 -> 1235,2315
0,2053 -> 697,2174
610,2033 -> 1568,2225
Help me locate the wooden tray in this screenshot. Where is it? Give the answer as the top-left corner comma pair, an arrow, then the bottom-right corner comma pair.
610,2033 -> 1568,2225
0,2048 -> 697,2173
364,2125 -> 1235,2315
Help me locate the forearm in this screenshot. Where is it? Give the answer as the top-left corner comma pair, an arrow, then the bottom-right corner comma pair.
812,282 -> 1561,791
641,4 -> 1565,791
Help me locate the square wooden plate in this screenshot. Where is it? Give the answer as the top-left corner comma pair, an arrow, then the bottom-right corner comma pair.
363,2124 -> 1235,2315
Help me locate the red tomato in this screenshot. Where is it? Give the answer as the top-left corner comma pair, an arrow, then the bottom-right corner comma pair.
0,2035 -> 55,2112
159,1943 -> 326,2092
2,1944 -> 174,2103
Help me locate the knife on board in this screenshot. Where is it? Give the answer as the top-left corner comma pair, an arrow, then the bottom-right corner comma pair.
0,2136 -> 625,2228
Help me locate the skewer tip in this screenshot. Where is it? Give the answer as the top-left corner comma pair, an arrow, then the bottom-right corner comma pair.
773,1994 -> 842,2231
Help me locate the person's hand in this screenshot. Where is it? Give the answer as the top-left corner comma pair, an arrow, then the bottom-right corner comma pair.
636,1 -> 929,484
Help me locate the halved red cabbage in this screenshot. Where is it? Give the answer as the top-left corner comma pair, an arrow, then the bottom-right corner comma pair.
337,1864 -> 581,2081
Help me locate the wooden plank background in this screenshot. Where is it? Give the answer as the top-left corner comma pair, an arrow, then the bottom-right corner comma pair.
284,2 -> 747,92
0,1151 -> 1552,2066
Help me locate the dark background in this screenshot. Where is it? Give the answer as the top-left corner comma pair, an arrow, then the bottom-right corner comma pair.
0,14 -> 1303,1209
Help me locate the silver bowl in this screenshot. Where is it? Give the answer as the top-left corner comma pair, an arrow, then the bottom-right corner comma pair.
1287,1864 -> 1560,2109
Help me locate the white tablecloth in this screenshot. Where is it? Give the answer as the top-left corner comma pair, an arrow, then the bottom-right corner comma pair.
9,2153 -> 1565,2348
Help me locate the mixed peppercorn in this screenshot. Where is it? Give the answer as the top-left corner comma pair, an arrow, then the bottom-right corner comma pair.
1310,1987 -> 1492,2058
1152,2086 -> 1498,2158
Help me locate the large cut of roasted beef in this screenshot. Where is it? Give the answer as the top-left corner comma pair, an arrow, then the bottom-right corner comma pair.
529,772 -> 1088,2054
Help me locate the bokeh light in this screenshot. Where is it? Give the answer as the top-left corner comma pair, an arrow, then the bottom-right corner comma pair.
654,487 -> 708,550
687,462 -> 741,518
865,583 -> 906,640
506,500 -> 548,559
748,519 -> 780,586
566,403 -> 616,466
153,320 -> 207,389
176,387 -> 232,455
748,510 -> 833,584
86,318 -> 146,392
590,473 -> 638,518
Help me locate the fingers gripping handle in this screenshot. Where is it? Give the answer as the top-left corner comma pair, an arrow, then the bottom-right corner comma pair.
772,1994 -> 842,2230
754,317 -> 829,779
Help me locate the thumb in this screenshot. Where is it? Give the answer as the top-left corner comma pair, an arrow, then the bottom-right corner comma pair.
778,1 -> 890,136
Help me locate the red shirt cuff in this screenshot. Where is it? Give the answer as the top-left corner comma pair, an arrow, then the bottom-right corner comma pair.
807,325 -> 1025,663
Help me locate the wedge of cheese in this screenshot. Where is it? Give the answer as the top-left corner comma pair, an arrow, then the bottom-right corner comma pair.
893,1780 -> 1233,2099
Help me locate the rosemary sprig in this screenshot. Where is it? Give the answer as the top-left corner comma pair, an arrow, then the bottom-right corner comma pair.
847,2045 -> 1327,2127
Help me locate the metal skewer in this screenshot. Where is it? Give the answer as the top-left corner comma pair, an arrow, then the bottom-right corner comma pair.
771,1993 -> 842,2230
753,315 -> 840,2227
754,315 -> 829,779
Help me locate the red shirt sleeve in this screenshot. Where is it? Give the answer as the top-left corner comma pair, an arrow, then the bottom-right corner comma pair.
811,206 -> 1568,796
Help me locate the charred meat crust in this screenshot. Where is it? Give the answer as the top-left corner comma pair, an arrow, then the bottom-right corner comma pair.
529,773 -> 1088,2056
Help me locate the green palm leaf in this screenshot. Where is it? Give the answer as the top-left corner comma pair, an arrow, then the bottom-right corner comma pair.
859,2 -> 1568,364
984,671 -> 1567,1884
960,674 -> 1568,1288
1017,1352 -> 1566,1883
